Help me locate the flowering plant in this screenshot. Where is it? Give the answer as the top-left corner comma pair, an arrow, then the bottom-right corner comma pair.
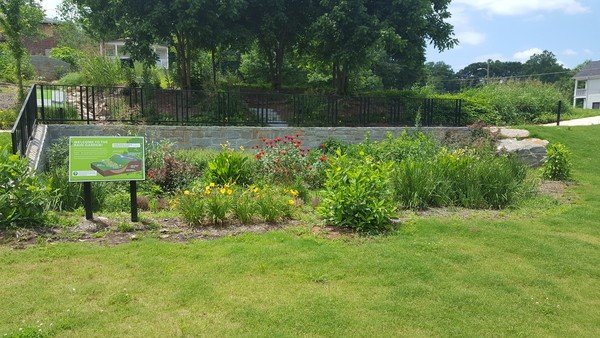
255,134 -> 328,188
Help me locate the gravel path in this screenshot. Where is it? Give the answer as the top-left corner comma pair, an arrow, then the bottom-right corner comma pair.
544,115 -> 600,126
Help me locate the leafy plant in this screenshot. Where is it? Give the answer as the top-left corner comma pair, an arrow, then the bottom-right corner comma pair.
0,147 -> 51,228
255,134 -> 328,188
0,109 -> 16,129
147,155 -> 198,193
207,144 -> 253,185
543,143 -> 572,181
318,152 -> 396,233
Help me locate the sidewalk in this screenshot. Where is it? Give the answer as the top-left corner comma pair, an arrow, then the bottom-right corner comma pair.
544,115 -> 600,126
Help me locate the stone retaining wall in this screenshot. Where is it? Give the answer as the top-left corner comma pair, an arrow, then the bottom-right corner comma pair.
45,125 -> 473,150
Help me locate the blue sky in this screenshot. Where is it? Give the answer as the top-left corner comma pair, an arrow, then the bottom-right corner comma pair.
40,0 -> 598,72
426,0 -> 599,71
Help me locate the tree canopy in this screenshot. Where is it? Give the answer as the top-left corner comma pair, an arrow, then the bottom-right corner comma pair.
65,0 -> 457,93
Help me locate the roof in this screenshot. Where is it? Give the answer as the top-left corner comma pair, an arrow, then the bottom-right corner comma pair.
574,61 -> 600,79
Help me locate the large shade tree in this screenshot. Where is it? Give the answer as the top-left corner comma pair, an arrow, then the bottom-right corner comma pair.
311,0 -> 456,94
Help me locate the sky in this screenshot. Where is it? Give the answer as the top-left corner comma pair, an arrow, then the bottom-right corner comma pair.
40,0 -> 599,72
426,0 -> 599,71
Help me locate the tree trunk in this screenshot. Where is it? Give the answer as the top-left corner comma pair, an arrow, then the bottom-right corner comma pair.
211,47 -> 217,85
273,44 -> 284,90
15,54 -> 24,103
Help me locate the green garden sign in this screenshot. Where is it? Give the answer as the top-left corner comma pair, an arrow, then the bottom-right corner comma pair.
68,136 -> 145,221
69,136 -> 145,182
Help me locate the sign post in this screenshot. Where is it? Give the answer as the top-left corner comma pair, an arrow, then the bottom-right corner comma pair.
69,136 -> 146,222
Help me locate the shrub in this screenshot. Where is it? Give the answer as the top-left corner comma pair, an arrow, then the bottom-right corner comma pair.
147,155 -> 198,193
57,72 -> 85,86
543,143 -> 572,181
255,134 -> 328,188
49,46 -> 84,68
46,137 -> 70,171
0,148 -> 51,228
256,189 -> 294,223
319,153 -> 396,232
206,144 -> 254,185
356,131 -> 440,163
103,192 -> 131,212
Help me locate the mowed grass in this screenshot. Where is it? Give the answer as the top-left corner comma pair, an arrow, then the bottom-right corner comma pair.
1,127 -> 599,337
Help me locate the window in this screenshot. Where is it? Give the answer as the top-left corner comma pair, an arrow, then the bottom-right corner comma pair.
577,80 -> 587,89
593,102 -> 600,110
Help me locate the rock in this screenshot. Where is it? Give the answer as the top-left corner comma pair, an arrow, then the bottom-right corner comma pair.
130,234 -> 139,241
488,127 -> 530,139
496,138 -> 549,167
159,234 -> 170,239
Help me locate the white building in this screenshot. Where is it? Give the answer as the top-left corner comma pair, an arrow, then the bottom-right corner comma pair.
573,60 -> 600,109
100,40 -> 169,69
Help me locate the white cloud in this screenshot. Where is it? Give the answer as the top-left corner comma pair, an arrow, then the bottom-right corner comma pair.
454,0 -> 589,16
458,31 -> 486,46
562,49 -> 578,56
513,48 -> 543,61
448,5 -> 486,46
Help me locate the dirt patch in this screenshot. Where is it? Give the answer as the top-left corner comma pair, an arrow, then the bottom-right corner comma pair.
538,180 -> 571,200
0,216 -> 301,248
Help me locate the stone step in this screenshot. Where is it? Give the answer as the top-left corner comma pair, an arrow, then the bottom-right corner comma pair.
488,127 -> 530,139
25,124 -> 48,172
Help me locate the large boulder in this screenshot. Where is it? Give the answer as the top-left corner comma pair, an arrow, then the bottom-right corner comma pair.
488,127 -> 531,139
496,138 -> 549,167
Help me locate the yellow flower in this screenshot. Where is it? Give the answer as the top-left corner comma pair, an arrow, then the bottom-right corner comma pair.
288,199 -> 296,206
289,189 -> 299,197
209,182 -> 216,187
184,190 -> 191,196
226,188 -> 234,195
219,188 -> 227,195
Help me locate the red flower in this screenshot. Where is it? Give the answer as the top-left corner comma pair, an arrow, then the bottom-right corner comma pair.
319,155 -> 327,162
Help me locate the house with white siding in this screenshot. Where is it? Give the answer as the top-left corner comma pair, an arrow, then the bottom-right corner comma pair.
100,40 -> 169,69
573,60 -> 600,109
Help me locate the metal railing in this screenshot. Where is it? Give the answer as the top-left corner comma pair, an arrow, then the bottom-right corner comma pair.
11,85 -> 37,157
36,84 -> 464,127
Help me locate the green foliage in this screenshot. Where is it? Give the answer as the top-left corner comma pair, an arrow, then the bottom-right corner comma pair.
0,147 -> 51,228
180,184 -> 295,226
49,46 -> 84,68
103,192 -> 131,212
79,56 -> 125,86
453,80 -> 570,125
319,153 -> 396,232
0,109 -> 16,129
255,135 -> 328,188
57,72 -> 85,86
393,149 -> 528,210
207,145 -> 254,186
543,143 -> 572,181
0,0 -> 44,100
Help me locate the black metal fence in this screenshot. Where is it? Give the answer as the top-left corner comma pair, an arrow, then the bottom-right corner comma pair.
36,84 -> 464,127
11,85 -> 37,157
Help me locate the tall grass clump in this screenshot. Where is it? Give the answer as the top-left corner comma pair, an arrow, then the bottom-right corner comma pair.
392,149 -> 528,210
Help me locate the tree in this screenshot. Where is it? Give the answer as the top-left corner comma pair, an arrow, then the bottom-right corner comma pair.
0,0 -> 43,102
523,50 -> 567,83
424,61 -> 457,92
245,0 -> 315,90
311,0 -> 457,94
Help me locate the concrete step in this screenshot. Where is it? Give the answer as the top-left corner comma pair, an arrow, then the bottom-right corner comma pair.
26,124 -> 48,172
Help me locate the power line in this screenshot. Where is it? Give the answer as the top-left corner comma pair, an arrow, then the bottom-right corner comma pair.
431,67 -> 600,84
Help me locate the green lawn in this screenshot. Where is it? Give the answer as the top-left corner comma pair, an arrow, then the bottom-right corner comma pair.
1,126 -> 599,336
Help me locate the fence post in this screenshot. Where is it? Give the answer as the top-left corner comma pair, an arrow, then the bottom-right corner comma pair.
40,84 -> 45,122
556,101 -> 562,126
140,88 -> 144,117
